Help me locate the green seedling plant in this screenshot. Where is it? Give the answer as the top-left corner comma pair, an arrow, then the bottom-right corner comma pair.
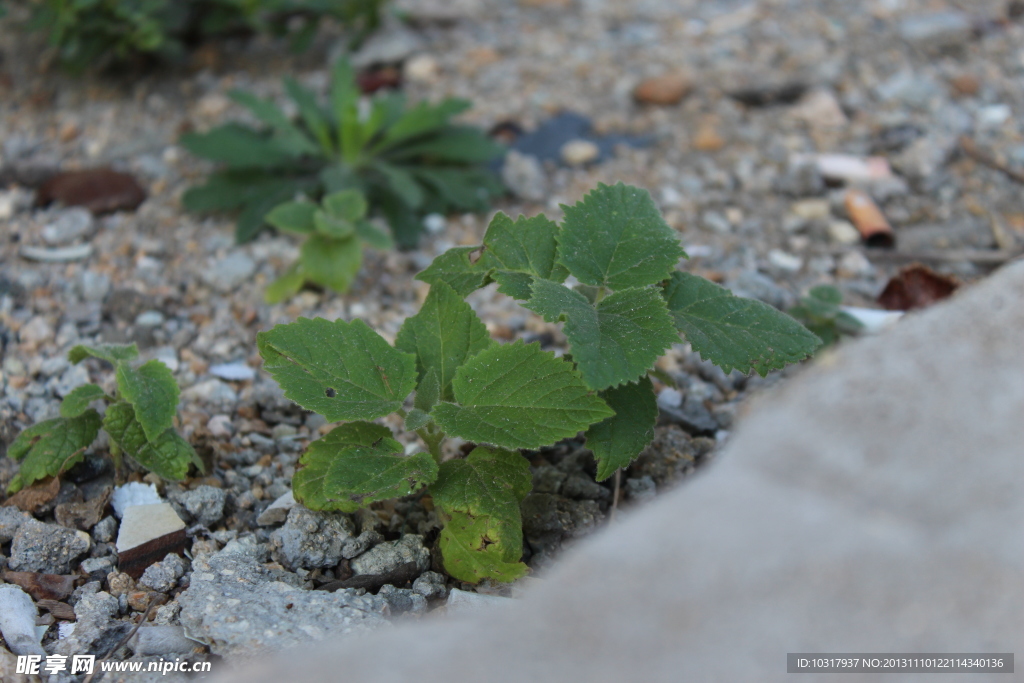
263,188 -> 392,302
789,285 -> 864,347
16,0 -> 385,72
5,343 -> 200,493
182,58 -> 504,247
256,183 -> 821,583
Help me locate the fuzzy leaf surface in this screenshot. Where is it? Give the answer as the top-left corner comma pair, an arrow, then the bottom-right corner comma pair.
68,343 -> 138,365
663,271 -> 821,375
432,446 -> 532,583
257,317 -> 417,421
102,402 -> 192,481
585,376 -> 658,481
293,422 -> 438,513
116,360 -> 179,442
60,384 -> 107,418
430,341 -> 613,450
526,280 -> 678,390
395,281 -> 493,400
478,213 -> 568,297
415,246 -> 490,296
6,411 -> 101,493
558,182 -> 685,290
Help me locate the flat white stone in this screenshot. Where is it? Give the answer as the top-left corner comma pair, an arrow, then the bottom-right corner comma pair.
116,503 -> 185,553
111,482 -> 163,518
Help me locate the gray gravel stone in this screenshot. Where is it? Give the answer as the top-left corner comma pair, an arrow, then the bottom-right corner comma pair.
178,545 -> 387,657
0,506 -> 30,543
411,571 -> 448,600
172,486 -> 226,527
350,534 -> 430,576
501,150 -> 546,202
55,591 -> 130,657
202,252 -> 256,292
377,585 -> 428,616
92,516 -> 118,543
139,554 -> 188,592
77,270 -> 111,302
269,507 -> 356,570
341,530 -> 384,560
181,379 -> 238,409
41,208 -> 95,246
8,518 -> 91,574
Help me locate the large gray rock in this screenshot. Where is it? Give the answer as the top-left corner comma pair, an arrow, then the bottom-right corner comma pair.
218,262 -> 1024,680
269,506 -> 356,570
8,518 -> 91,574
179,542 -> 388,657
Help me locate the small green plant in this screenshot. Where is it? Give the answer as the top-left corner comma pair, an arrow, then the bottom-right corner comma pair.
181,58 -> 505,247
789,285 -> 864,346
5,343 -> 200,493
17,0 -> 385,72
263,188 -> 392,302
256,183 -> 820,583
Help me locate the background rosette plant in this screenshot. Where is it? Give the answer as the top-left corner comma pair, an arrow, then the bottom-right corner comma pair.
10,0 -> 386,72
181,58 -> 505,247
5,343 -> 201,493
257,182 -> 821,583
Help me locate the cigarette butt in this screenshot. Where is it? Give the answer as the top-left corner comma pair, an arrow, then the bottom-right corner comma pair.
845,190 -> 895,248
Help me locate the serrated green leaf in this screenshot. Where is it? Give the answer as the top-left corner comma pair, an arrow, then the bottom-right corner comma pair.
526,280 -> 678,390
300,235 -> 362,292
313,209 -> 356,239
293,422 -> 438,513
430,340 -> 613,450
116,360 -> 179,443
266,201 -> 317,234
404,408 -> 431,431
414,367 -> 441,413
266,264 -> 306,304
322,189 -> 367,221
478,212 -> 568,298
257,317 -> 417,421
432,446 -> 532,583
585,376 -> 658,481
103,402 -> 193,481
69,343 -> 139,365
663,271 -> 822,376
60,384 -> 108,418
395,281 -> 493,401
6,411 -> 101,493
415,246 -> 490,296
558,182 -> 685,290
354,220 -> 393,250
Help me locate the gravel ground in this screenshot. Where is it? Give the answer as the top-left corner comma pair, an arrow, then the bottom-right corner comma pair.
1,0 -> 1023,674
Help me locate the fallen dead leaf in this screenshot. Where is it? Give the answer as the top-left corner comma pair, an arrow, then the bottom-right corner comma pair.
877,264 -> 960,311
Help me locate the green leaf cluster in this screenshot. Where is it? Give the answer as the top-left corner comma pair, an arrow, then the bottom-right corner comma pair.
788,285 -> 864,347
257,182 -> 819,583
18,0 -> 385,72
181,58 -> 505,247
5,343 -> 200,493
263,189 -> 393,301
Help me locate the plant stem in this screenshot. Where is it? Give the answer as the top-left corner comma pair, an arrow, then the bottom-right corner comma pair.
109,443 -> 125,485
416,426 -> 445,464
